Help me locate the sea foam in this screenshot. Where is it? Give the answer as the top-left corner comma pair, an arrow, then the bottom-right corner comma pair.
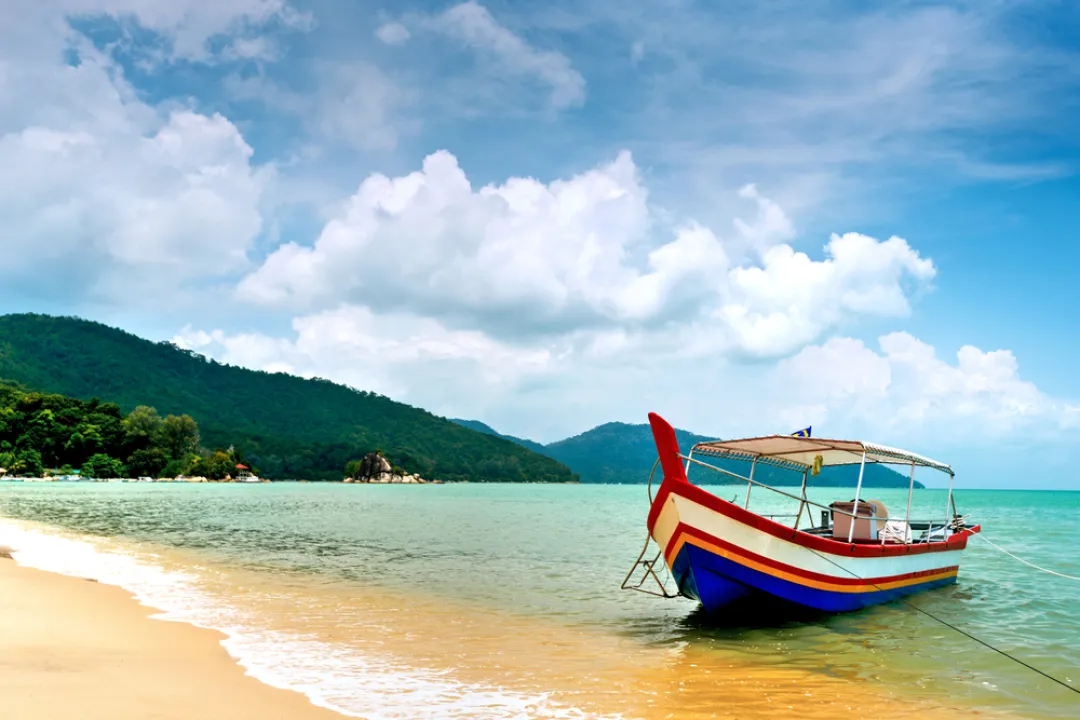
0,518 -> 627,720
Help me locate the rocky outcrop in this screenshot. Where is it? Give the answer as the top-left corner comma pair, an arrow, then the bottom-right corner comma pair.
356,452 -> 391,480
344,471 -> 428,484
342,451 -> 437,483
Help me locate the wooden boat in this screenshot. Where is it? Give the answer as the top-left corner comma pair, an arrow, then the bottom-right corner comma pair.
623,413 -> 981,613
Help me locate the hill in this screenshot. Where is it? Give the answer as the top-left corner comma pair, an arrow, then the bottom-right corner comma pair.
451,419 -> 923,488
447,419 -> 547,454
0,314 -> 577,483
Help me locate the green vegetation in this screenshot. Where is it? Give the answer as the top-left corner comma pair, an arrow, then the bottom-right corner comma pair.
0,314 -> 577,483
452,419 -> 925,489
448,419 -> 548,454
0,381 -> 250,479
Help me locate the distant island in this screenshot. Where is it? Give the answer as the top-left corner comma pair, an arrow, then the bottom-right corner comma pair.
450,419 -> 925,489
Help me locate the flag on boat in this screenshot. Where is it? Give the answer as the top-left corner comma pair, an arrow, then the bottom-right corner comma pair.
791,427 -> 811,437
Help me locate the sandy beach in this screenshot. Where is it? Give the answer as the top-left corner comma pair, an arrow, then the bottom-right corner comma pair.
0,550 -> 347,720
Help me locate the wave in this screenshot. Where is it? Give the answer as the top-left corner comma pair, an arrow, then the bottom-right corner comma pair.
0,518 -> 627,720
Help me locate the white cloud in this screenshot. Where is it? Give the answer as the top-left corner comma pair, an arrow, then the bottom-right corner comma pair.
172,313 -> 1080,465
7,0 -> 313,63
238,149 -> 934,358
423,1 -> 586,109
376,22 -> 411,45
721,232 -> 935,357
225,62 -> 412,151
173,306 -> 553,415
0,12 -> 266,298
311,62 -> 410,151
589,1 -> 1079,234
772,333 -> 1080,442
0,108 -> 265,295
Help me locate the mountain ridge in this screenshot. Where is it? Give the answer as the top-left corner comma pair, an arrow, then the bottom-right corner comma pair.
450,418 -> 924,488
0,313 -> 577,483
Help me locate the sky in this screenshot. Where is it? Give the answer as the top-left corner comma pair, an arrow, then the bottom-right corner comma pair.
2,0 -> 1079,488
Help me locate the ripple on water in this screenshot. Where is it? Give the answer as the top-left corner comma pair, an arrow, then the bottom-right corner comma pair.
0,482 -> 1078,719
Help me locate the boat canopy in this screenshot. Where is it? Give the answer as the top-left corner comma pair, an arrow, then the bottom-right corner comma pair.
690,436 -> 954,476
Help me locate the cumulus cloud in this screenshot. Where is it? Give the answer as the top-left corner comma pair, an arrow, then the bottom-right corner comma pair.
0,10 -> 266,299
773,333 -> 1080,441
721,232 -> 935,357
173,306 -> 553,416
238,149 -> 934,357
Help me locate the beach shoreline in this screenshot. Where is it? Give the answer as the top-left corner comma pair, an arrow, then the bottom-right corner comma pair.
0,485 -> 1058,720
0,551 -> 348,720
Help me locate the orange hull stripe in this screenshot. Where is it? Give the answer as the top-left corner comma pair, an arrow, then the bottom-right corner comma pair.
667,533 -> 959,594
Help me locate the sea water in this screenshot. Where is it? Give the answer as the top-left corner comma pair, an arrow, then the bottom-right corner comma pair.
0,482 -> 1077,719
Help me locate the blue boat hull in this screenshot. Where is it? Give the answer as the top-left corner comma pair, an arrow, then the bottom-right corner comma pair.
670,543 -> 959,614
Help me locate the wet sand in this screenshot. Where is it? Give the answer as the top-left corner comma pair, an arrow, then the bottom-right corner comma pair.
0,540 -> 1015,720
0,552 -> 347,720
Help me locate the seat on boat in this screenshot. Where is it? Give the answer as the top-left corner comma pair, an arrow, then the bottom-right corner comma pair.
830,499 -> 888,541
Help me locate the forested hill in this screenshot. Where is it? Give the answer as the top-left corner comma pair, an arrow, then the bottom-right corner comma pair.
452,419 -> 924,489
448,419 -> 547,454
0,314 -> 577,483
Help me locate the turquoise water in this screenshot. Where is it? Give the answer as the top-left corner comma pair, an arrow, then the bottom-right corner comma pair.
1,482 -> 1078,719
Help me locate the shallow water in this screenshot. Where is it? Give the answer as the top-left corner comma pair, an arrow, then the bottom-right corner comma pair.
0,482 -> 1077,719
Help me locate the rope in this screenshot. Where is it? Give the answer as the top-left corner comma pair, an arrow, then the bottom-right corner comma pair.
972,533 -> 1080,582
804,544 -> 1080,696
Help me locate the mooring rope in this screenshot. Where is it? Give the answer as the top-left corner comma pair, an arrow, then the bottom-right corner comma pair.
972,533 -> 1080,582
804,544 -> 1080,696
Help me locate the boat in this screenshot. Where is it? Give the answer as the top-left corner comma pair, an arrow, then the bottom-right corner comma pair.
234,464 -> 263,483
622,413 -> 981,613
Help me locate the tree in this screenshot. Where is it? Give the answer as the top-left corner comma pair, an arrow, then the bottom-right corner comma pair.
161,457 -> 193,478
201,450 -> 235,480
0,381 -> 259,481
21,410 -> 63,465
126,447 -> 168,478
160,414 -> 200,460
123,405 -> 163,449
80,453 -> 125,479
64,423 -> 104,460
13,448 -> 43,477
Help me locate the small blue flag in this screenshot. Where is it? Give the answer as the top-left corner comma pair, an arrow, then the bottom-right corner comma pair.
791,427 -> 811,438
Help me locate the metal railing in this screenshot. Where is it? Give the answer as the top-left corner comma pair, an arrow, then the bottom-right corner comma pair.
671,453 -> 963,545
625,448 -> 969,599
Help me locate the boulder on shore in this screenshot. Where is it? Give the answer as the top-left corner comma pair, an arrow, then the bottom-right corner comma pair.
355,452 -> 391,480
344,471 -> 429,484
343,451 -> 430,483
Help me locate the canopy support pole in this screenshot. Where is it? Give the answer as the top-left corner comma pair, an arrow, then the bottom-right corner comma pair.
744,458 -> 758,509
905,462 -> 915,542
847,451 -> 867,543
943,471 -> 955,539
793,468 -> 809,529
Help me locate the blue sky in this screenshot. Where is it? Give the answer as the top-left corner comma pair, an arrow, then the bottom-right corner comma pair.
2,0 -> 1079,488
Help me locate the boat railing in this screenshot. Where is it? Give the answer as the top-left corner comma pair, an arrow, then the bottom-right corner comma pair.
660,453 -> 960,544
